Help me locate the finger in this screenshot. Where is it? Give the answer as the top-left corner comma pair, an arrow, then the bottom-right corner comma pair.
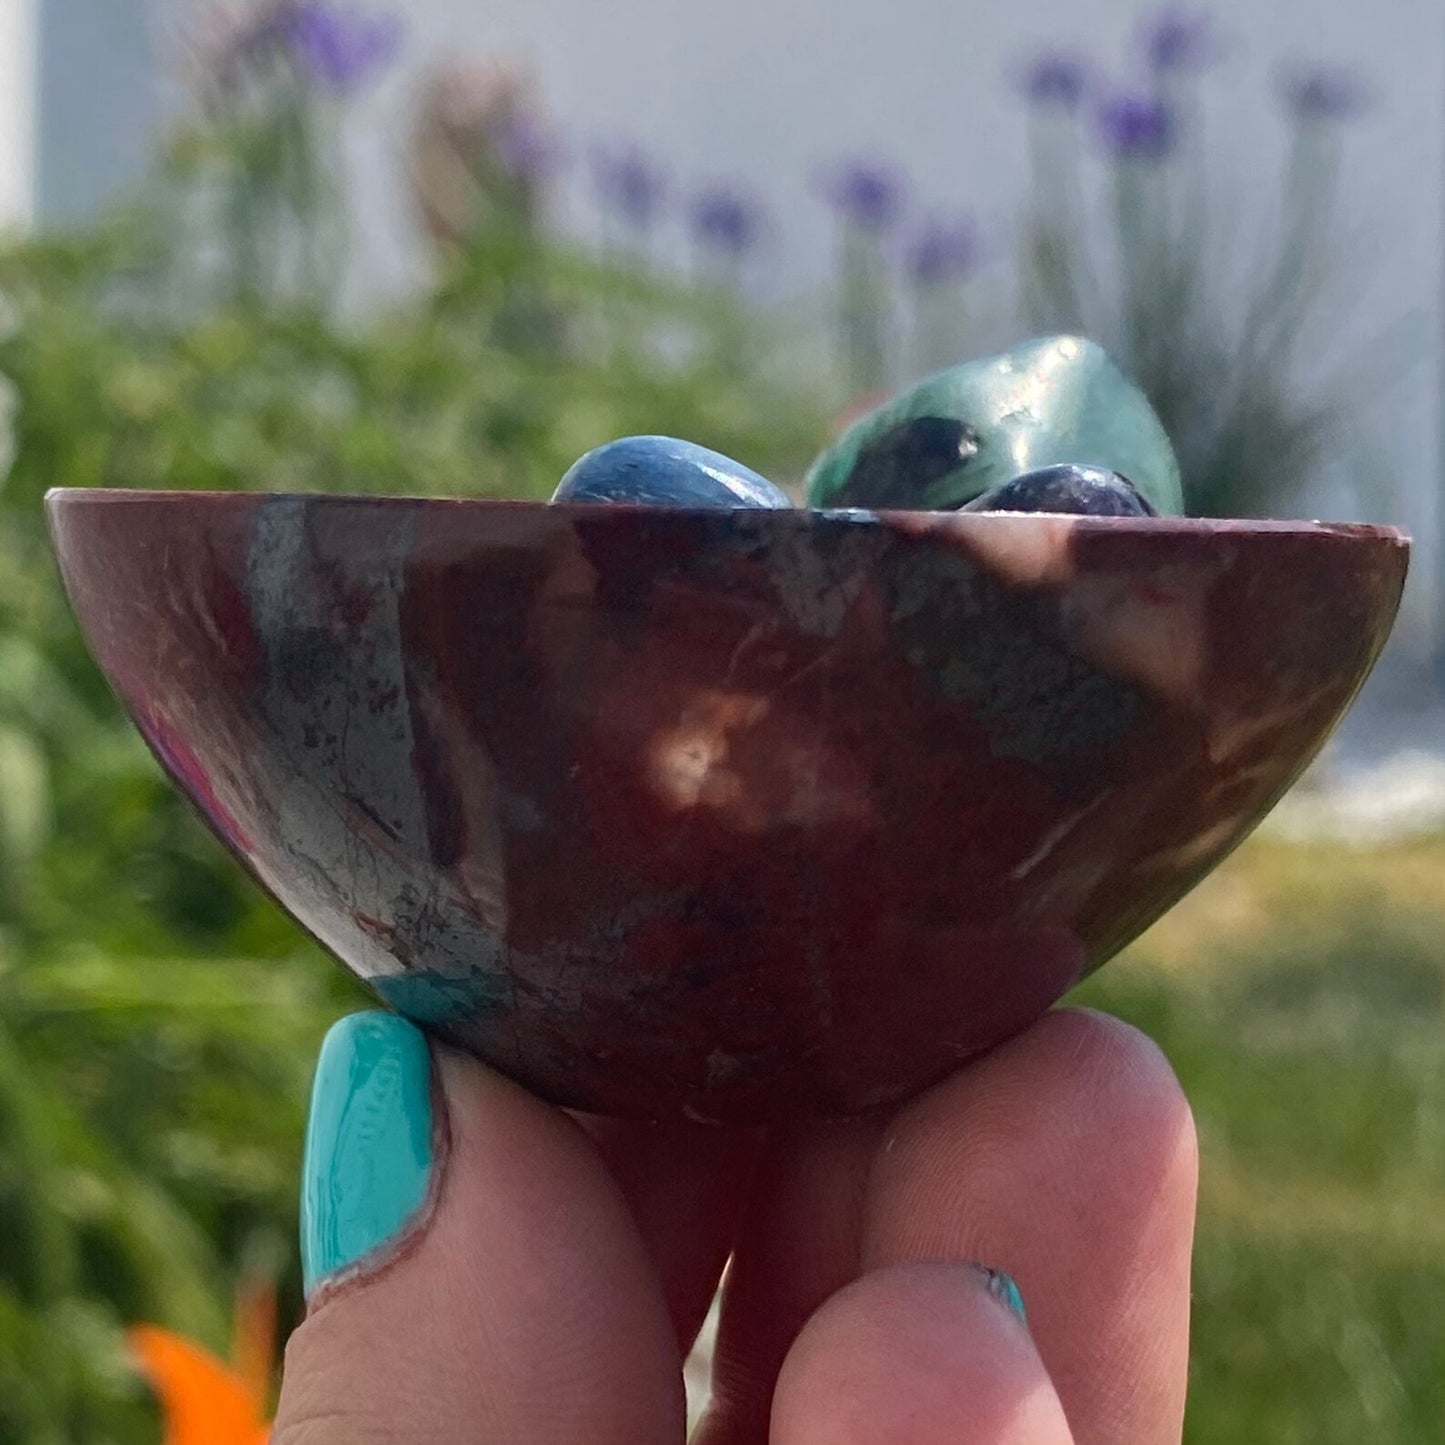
691,1117 -> 883,1445
273,1012 -> 684,1445
862,1009 -> 1197,1445
772,1262 -> 1074,1445
579,1116 -> 764,1348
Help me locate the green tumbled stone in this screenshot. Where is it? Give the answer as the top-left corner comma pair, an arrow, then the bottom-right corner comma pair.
804,336 -> 1184,516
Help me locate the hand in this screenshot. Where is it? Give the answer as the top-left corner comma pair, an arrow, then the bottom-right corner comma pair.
273,1008 -> 1196,1444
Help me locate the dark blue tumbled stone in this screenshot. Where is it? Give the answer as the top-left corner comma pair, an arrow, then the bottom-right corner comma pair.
961,464 -> 1159,518
552,436 -> 792,508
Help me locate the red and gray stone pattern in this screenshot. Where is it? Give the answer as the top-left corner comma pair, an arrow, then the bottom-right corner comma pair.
49,490 -> 1406,1120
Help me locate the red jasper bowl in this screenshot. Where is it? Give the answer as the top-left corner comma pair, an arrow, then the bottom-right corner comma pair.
47,490 -> 1408,1121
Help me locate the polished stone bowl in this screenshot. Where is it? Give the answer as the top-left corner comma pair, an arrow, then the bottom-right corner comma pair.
47,490 -> 1408,1121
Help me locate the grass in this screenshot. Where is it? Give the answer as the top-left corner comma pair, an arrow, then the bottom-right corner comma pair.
1076,833 -> 1445,1443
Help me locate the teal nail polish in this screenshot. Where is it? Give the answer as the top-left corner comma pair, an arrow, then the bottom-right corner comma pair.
301,1011 -> 435,1296
979,1267 -> 1028,1326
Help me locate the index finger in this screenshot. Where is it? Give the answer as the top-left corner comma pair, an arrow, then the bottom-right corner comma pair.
696,1008 -> 1196,1445
863,1009 -> 1198,1444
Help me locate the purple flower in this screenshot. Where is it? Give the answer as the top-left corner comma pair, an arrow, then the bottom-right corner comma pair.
905,216 -> 983,286
493,113 -> 566,183
691,186 -> 766,258
282,3 -> 403,93
1096,93 -> 1177,159
591,144 -> 667,229
1017,52 -> 1090,109
1276,63 -> 1372,123
1137,7 -> 1222,74
816,160 -> 906,233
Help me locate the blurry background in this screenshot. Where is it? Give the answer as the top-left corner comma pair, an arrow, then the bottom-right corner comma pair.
2,2 -> 1444,1441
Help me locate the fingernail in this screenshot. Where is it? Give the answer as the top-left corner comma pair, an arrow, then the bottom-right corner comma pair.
977,1266 -> 1028,1326
301,1011 -> 437,1297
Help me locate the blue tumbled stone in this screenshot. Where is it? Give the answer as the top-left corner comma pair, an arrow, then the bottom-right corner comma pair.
962,464 -> 1158,517
552,436 -> 792,509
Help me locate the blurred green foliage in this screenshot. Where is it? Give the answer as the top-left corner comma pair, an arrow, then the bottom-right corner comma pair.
1082,840 -> 1445,1445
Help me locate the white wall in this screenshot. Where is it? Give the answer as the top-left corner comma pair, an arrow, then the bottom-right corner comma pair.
0,0 -> 38,232
39,0 -> 158,221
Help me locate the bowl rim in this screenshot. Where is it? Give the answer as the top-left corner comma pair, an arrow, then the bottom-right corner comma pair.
42,487 -> 1412,547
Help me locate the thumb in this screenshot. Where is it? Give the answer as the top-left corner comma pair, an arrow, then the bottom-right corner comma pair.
273,1011 -> 684,1444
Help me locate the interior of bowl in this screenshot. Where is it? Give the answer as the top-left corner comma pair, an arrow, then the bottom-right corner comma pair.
46,491 -> 1410,1119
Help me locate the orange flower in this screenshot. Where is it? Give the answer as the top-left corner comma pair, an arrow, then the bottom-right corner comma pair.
129,1274 -> 277,1445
